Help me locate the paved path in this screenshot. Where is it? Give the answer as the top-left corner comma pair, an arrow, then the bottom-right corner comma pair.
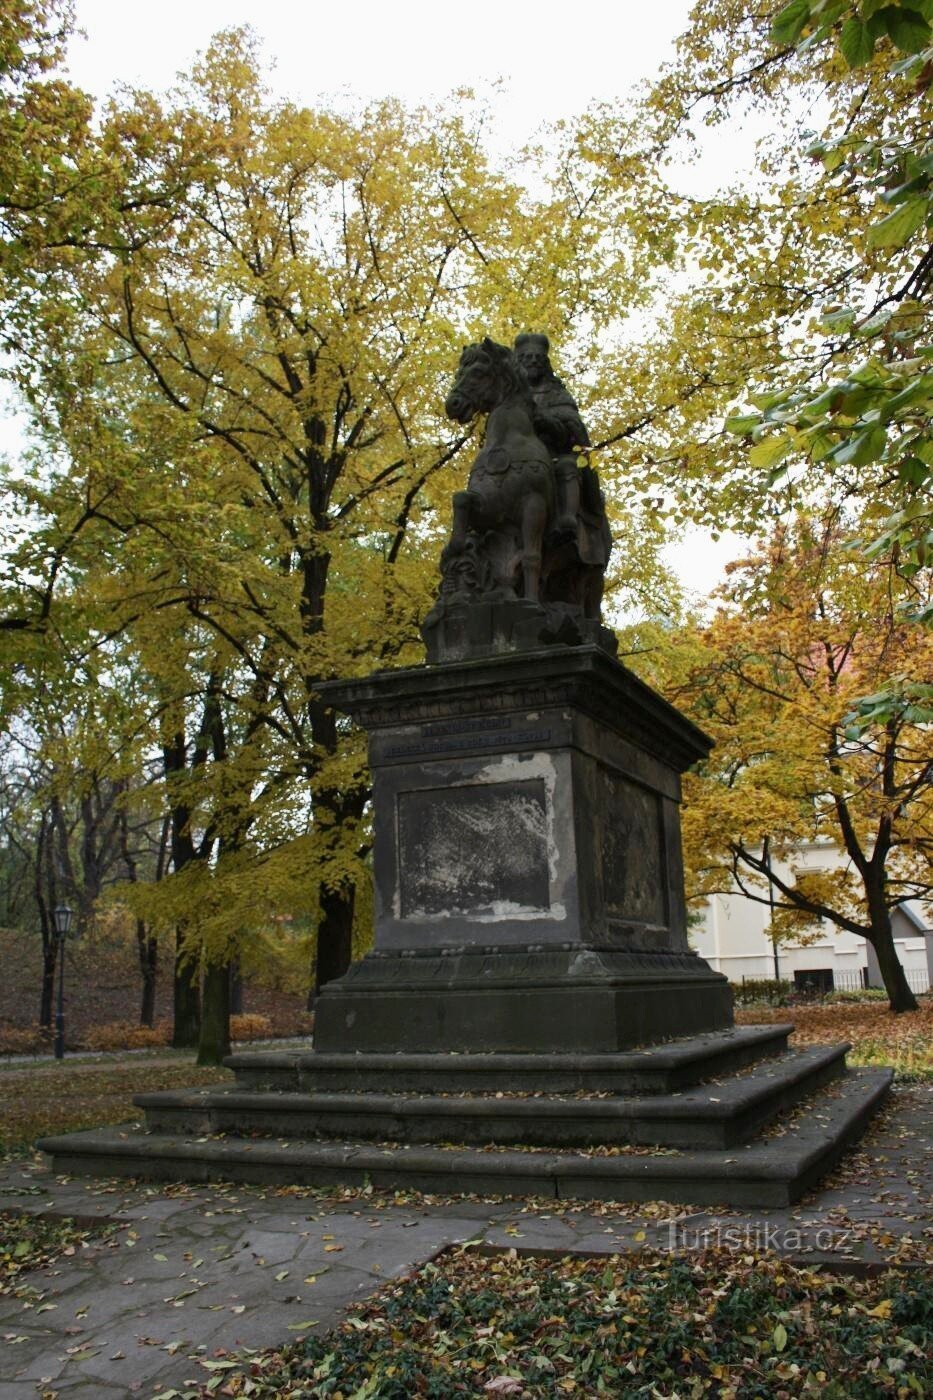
0,1083 -> 929,1398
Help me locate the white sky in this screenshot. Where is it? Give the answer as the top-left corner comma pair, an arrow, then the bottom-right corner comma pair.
2,0 -> 759,597
66,0 -> 692,136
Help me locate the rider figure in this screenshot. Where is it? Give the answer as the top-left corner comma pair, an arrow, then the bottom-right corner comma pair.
514,332 -> 587,539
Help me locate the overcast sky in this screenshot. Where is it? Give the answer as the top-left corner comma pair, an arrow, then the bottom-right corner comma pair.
3,0 -> 751,596
66,0 -> 693,138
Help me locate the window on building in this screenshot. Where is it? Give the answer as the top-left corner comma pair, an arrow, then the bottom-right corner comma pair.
793,968 -> 834,996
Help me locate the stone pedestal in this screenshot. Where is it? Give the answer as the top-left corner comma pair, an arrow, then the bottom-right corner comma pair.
314,644 -> 732,1053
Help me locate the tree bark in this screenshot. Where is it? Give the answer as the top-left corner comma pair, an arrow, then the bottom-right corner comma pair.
172,928 -> 201,1047
312,882 -> 356,1002
229,960 -> 243,1016
304,689 -> 366,1005
36,810 -> 57,1028
40,944 -> 57,1029
197,961 -> 231,1065
865,866 -> 918,1012
163,728 -> 203,1046
137,921 -> 158,1027
868,921 -> 919,1013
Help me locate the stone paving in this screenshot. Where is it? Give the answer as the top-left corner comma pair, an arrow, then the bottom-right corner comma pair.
0,1082 -> 929,1398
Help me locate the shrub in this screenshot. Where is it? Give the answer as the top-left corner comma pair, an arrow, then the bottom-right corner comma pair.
82,1020 -> 172,1051
829,988 -> 890,1002
0,1024 -> 52,1056
229,1013 -> 272,1042
730,977 -> 793,1006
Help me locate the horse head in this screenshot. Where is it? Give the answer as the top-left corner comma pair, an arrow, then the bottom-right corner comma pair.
445,336 -> 529,424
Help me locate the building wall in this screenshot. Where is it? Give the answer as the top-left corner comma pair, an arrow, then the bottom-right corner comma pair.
691,841 -> 931,992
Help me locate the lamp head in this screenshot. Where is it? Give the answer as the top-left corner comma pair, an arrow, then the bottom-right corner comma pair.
53,904 -> 74,940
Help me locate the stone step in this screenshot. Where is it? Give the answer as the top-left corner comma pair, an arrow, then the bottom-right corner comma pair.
225,1024 -> 793,1095
136,1044 -> 848,1150
36,1068 -> 893,1208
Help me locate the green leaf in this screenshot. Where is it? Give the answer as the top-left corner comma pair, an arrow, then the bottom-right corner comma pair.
749,388 -> 793,411
724,414 -> 760,433
897,456 -> 930,485
773,1323 -> 789,1352
749,434 -> 793,470
803,426 -> 837,461
821,145 -> 847,172
883,5 -> 932,51
833,422 -> 888,464
772,0 -> 813,45
860,0 -> 891,16
840,17 -> 875,65
867,197 -> 927,248
822,306 -> 857,330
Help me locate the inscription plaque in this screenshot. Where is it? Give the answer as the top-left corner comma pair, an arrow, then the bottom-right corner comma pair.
398,778 -> 550,917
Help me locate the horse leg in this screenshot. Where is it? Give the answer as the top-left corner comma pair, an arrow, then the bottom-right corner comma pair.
447,489 -> 475,554
520,491 -> 547,601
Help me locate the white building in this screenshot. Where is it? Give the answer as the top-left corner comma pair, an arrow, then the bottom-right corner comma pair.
692,841 -> 932,994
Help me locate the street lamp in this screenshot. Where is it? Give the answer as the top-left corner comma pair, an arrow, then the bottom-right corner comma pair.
53,904 -> 77,1061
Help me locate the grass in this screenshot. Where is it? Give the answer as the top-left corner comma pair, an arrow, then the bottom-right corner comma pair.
0,1056 -> 229,1156
735,998 -> 933,1082
1,1000 -> 927,1159
195,1246 -> 933,1398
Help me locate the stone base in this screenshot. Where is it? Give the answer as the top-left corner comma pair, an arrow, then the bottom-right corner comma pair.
37,1067 -> 894,1208
312,945 -> 732,1054
421,596 -> 618,665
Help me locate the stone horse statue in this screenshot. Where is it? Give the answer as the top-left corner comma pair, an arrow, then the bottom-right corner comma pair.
442,337 -> 554,602
422,335 -> 616,662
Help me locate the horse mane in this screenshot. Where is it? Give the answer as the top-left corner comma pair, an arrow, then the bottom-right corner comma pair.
462,337 -> 534,409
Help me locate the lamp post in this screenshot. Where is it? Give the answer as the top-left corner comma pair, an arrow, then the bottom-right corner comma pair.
53,904 -> 75,1061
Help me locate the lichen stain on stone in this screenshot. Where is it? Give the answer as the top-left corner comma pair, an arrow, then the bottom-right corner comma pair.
397,755 -> 568,921
465,749 -> 563,889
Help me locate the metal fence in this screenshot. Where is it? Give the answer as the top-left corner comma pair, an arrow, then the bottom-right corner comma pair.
740,966 -> 930,999
830,969 -> 870,992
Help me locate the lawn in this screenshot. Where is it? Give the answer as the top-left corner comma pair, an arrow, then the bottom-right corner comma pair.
195,1246 -> 933,1399
735,998 -> 933,1081
0,1054 -> 229,1156
1,999 -> 928,1160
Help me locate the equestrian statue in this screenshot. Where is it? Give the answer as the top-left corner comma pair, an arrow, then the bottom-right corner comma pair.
421,334 -> 615,663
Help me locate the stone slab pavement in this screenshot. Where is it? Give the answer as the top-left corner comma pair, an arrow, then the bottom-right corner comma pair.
0,1083 -> 929,1398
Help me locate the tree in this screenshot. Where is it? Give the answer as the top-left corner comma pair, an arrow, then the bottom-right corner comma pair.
1,28 -> 698,1061
654,515 -> 932,1012
727,1 -> 933,614
538,1 -> 929,594
0,652 -> 168,1028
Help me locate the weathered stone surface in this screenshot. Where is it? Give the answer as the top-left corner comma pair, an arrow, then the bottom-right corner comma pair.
314,643 -> 729,1055
36,1068 -> 893,1208
227,1025 -> 793,1095
397,776 -> 551,918
136,1044 -> 848,1150
313,945 -> 732,1054
423,337 -> 613,664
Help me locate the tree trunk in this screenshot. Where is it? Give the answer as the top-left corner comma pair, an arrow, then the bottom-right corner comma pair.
137,921 -> 158,1027
229,960 -> 243,1016
172,927 -> 201,1047
197,961 -> 231,1065
869,925 -> 918,1013
312,882 -> 356,1003
865,871 -> 918,1012
39,944 -> 57,1029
